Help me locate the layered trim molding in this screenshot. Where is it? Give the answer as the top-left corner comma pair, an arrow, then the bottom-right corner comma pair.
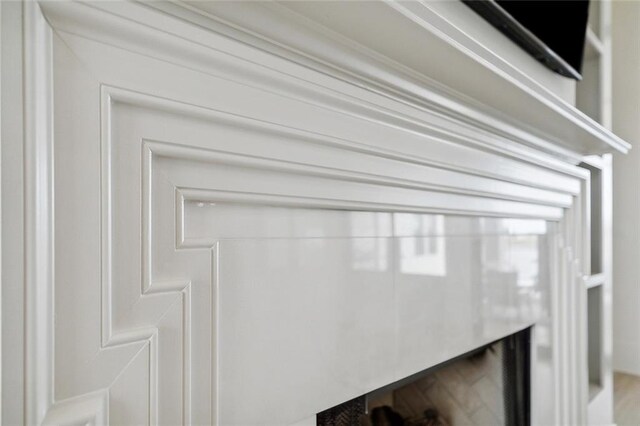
180,0 -> 631,156
40,0 -> 629,163
8,1 -> 595,424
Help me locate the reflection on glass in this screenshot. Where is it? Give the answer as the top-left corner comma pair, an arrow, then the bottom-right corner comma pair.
511,235 -> 539,288
399,215 -> 446,276
480,217 -> 547,236
480,230 -> 548,327
350,213 -> 390,271
502,218 -> 547,235
352,238 -> 389,272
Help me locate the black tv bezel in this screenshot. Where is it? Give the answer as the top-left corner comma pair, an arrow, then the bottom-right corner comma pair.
462,0 -> 584,80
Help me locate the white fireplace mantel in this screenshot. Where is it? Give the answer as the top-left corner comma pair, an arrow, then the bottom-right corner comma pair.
0,1 -> 629,426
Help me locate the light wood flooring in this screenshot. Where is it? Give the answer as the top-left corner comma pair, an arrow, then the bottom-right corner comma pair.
614,371 -> 640,426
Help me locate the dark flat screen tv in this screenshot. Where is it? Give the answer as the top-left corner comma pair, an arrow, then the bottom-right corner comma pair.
463,0 -> 590,80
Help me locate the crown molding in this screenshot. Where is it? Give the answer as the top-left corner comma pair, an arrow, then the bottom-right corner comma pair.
174,0 -> 631,157
39,0 -> 630,162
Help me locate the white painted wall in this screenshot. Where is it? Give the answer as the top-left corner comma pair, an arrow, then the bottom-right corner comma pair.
612,0 -> 640,377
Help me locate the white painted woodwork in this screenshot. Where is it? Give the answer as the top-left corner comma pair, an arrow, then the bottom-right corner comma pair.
1,1 -> 630,425
581,154 -> 615,426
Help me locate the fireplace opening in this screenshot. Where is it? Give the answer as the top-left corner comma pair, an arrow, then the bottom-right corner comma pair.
317,327 -> 531,426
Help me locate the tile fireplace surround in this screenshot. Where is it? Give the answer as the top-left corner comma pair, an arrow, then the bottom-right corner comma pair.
1,1 -> 630,426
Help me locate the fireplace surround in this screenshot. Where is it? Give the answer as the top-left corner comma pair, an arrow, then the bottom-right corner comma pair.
1,1 -> 630,425
318,328 -> 532,426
